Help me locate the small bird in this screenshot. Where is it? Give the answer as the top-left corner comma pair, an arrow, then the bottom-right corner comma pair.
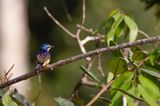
35,43 -> 54,71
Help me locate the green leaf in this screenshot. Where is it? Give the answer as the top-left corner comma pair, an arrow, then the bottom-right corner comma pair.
107,72 -> 114,83
149,48 -> 160,65
2,95 -> 18,106
112,88 -> 144,101
106,13 -> 124,45
110,72 -> 133,106
138,75 -> 160,99
138,85 -> 158,106
80,66 -> 102,84
115,21 -> 126,38
110,80 -> 132,106
140,68 -> 160,78
124,15 -> 138,42
55,97 -> 75,106
109,57 -> 128,75
126,86 -> 140,106
108,9 -> 121,18
132,51 -> 147,61
111,72 -> 133,92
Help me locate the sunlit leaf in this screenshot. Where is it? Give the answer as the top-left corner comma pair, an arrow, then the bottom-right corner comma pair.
124,15 -> 138,42
140,68 -> 160,78
138,84 -> 159,106
107,72 -> 114,83
110,72 -> 133,106
2,95 -> 18,106
126,86 -> 140,106
55,97 -> 75,106
80,66 -> 102,84
138,75 -> 160,99
111,72 -> 133,91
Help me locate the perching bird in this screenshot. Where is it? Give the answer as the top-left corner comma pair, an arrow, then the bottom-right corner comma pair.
35,44 -> 54,71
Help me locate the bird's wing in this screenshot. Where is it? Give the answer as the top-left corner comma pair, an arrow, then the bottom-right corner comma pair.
36,52 -> 51,66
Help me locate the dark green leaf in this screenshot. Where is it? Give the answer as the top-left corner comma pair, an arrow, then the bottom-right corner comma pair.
55,97 -> 75,106
80,66 -> 102,84
132,51 -> 147,61
124,15 -> 138,42
115,21 -> 126,38
112,88 -> 144,101
90,95 -> 111,103
109,57 -> 127,75
149,48 -> 160,65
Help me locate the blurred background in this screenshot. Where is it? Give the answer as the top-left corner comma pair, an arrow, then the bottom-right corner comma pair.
0,0 -> 160,106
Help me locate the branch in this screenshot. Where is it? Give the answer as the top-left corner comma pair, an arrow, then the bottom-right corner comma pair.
0,35 -> 160,88
81,36 -> 104,45
86,80 -> 114,106
44,6 -> 76,38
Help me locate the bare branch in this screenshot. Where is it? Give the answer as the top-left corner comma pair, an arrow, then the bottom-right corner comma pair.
138,30 -> 150,38
0,36 -> 160,88
81,36 -> 104,45
76,24 -> 105,36
97,54 -> 105,77
44,6 -> 76,38
86,80 -> 114,106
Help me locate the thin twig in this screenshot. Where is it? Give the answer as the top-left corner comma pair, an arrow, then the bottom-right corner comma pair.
97,54 -> 105,77
81,36 -> 104,45
44,6 -> 76,38
82,0 -> 86,25
86,80 -> 114,106
81,76 -> 97,87
0,36 -> 160,88
139,29 -> 156,48
76,24 -> 105,36
138,30 -> 150,38
60,0 -> 72,21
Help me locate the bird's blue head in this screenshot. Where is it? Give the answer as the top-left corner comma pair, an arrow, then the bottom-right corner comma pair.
40,43 -> 54,52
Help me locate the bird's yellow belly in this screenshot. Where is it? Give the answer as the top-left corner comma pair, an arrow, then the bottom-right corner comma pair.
43,59 -> 50,67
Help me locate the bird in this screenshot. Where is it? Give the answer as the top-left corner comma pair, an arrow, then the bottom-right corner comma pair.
35,43 -> 54,72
